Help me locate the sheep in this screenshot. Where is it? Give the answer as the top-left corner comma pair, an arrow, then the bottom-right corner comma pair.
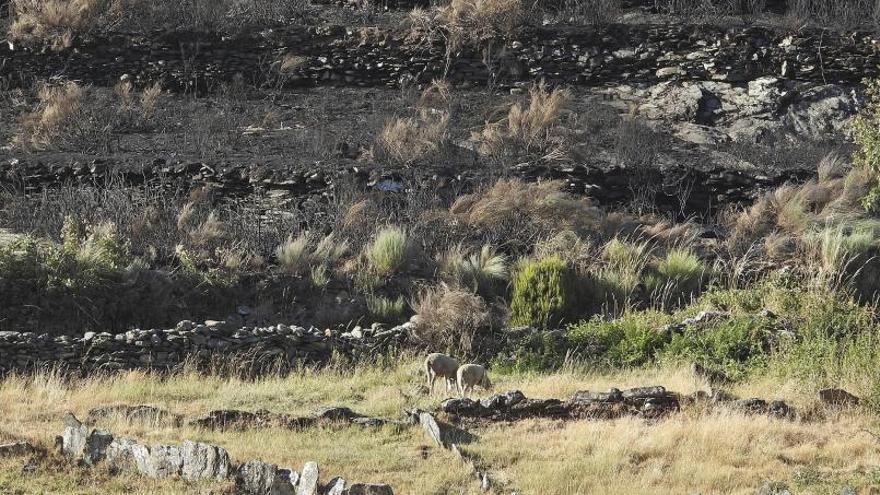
424,353 -> 459,393
456,363 -> 492,397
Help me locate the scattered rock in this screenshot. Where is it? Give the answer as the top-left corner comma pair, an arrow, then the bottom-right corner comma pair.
0,441 -> 36,457
180,440 -> 230,481
87,405 -> 180,426
325,476 -> 346,495
346,483 -> 394,495
236,459 -> 299,495
418,411 -> 445,448
818,388 -> 860,407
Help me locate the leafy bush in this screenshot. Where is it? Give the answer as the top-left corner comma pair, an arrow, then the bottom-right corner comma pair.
365,226 -> 409,277
659,316 -> 773,381
567,311 -> 671,367
492,330 -> 571,373
509,256 -> 583,328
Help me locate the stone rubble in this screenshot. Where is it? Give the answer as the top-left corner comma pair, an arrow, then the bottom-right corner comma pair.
441,386 -> 796,421
59,413 -> 395,495
0,320 -> 410,375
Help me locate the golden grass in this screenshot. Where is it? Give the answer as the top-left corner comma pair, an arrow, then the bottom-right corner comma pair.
13,81 -> 85,149
374,109 -> 449,166
8,0 -> 103,49
474,83 -> 571,161
1,362 -> 879,494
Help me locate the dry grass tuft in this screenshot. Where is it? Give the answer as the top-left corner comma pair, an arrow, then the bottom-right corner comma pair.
8,0 -> 102,49
450,178 -> 604,237
374,109 -> 450,166
412,0 -> 525,52
473,82 -> 571,162
411,283 -> 492,355
13,81 -> 85,149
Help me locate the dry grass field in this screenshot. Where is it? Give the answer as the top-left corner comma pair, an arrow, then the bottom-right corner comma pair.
1,361 -> 879,494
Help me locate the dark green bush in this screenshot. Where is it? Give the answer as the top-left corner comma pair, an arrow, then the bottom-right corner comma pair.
509,256 -> 585,328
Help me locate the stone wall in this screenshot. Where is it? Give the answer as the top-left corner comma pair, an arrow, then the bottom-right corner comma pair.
0,319 -> 409,375
2,24 -> 878,92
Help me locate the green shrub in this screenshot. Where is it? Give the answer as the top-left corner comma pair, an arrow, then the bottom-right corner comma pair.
365,226 -> 409,277
567,311 -> 671,367
659,316 -> 773,381
492,331 -> 571,373
509,256 -> 583,328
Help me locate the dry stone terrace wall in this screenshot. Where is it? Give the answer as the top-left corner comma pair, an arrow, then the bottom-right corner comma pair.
0,320 -> 409,375
2,24 -> 879,92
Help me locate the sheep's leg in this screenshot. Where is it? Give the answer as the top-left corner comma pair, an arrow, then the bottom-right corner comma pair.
428,371 -> 435,394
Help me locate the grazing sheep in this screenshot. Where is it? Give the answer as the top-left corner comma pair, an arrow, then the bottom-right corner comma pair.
456,364 -> 492,397
424,353 -> 459,393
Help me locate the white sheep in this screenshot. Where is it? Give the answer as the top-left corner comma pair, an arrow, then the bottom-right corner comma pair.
424,352 -> 459,393
456,363 -> 493,397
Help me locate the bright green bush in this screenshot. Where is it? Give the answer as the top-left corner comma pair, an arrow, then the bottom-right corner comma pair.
365,226 -> 409,277
659,316 -> 773,381
509,256 -> 582,328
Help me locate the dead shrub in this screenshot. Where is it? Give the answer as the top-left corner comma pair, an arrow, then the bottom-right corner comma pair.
12,80 -> 162,151
8,0 -> 309,48
13,81 -> 84,149
411,283 -> 492,355
8,0 -> 103,49
430,0 -> 524,52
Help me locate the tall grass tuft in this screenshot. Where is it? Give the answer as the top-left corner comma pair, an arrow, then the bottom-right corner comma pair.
365,226 -> 409,277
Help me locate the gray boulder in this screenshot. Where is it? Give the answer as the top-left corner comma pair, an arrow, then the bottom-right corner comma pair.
296,461 -> 319,495
325,477 -> 346,495
142,444 -> 184,478
236,459 -> 299,495
180,440 -> 231,481
61,413 -> 113,465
